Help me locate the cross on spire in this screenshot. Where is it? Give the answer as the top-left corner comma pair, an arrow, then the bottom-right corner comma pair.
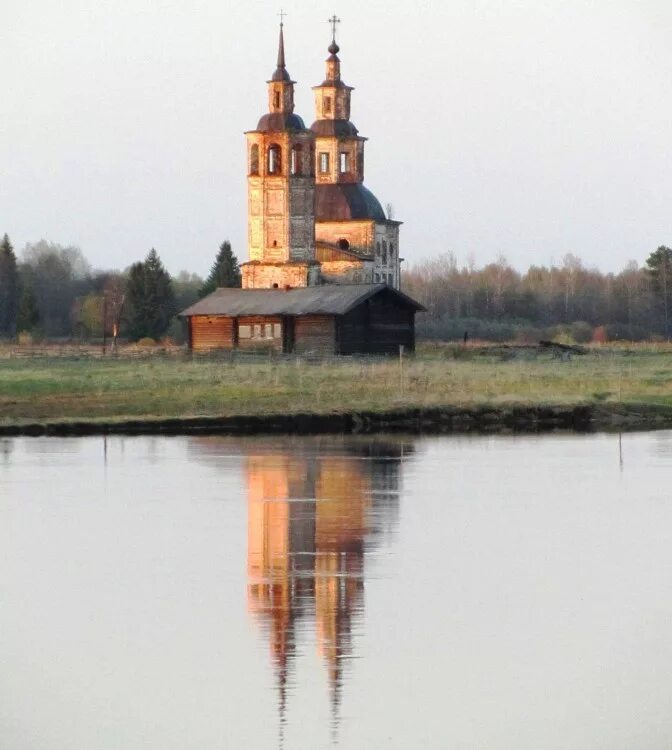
328,14 -> 340,41
278,8 -> 287,27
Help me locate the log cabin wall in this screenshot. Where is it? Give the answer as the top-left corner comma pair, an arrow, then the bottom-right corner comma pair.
294,316 -> 336,355
367,292 -> 416,353
190,316 -> 235,351
236,316 -> 284,351
338,292 -> 416,354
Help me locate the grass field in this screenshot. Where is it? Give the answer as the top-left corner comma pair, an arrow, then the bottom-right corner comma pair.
1,343 -> 672,427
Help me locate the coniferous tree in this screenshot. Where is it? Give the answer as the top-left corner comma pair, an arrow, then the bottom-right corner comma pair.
645,246 -> 672,339
124,249 -> 176,340
0,234 -> 19,336
199,241 -> 241,298
16,281 -> 40,332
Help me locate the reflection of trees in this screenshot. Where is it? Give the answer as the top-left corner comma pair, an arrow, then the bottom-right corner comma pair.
224,436 -> 412,738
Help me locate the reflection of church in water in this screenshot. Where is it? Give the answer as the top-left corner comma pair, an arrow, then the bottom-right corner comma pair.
245,437 -> 412,734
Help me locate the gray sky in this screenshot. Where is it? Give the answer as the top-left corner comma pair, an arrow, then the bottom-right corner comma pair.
2,0 -> 671,277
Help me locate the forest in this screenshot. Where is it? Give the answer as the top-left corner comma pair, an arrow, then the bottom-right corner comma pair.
0,234 -> 671,344
404,248 -> 672,342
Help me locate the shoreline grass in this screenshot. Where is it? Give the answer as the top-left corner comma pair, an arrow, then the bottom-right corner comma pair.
1,344 -> 672,429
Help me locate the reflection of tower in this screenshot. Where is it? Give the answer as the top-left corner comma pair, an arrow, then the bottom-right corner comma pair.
247,453 -> 316,736
244,437 -> 412,738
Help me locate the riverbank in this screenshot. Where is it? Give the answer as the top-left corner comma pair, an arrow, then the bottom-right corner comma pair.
2,402 -> 672,436
1,344 -> 672,434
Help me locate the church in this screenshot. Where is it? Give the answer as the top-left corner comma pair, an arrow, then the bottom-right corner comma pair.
181,19 -> 424,354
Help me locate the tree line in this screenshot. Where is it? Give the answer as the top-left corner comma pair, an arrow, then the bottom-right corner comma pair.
403,248 -> 672,342
1,234 -> 671,343
0,235 -> 240,342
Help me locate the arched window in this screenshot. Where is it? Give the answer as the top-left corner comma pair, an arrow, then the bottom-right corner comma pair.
249,144 -> 259,175
338,238 -> 350,250
376,241 -> 381,257
274,91 -> 281,109
291,144 -> 303,176
268,144 -> 281,174
382,240 -> 388,264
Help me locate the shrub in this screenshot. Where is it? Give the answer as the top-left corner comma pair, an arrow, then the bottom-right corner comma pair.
136,337 -> 156,347
165,317 -> 186,345
569,321 -> 593,343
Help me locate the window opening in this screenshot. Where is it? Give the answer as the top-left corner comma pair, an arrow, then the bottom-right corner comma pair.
274,91 -> 280,108
291,144 -> 303,176
338,238 -> 350,250
339,152 -> 348,173
319,152 -> 330,173
268,144 -> 281,174
382,241 -> 388,264
324,96 -> 332,114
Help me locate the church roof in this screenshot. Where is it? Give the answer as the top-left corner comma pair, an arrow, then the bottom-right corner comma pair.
179,284 -> 424,318
315,183 -> 386,222
310,119 -> 359,137
255,112 -> 306,132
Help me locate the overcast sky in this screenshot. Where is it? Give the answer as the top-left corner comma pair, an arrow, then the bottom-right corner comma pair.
2,0 -> 671,276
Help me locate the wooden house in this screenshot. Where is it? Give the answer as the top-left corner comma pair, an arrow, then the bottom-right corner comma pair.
179,284 -> 424,355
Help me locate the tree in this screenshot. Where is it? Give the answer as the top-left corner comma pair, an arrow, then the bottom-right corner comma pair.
16,281 -> 40,332
199,241 -> 241,297
124,249 -> 176,340
645,246 -> 672,338
173,271 -> 204,312
21,240 -> 91,336
0,234 -> 19,336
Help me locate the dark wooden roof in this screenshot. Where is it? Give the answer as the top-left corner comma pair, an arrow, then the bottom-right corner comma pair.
255,112 -> 306,132
179,284 -> 425,317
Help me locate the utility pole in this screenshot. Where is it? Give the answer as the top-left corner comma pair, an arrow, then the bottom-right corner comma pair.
102,293 -> 107,355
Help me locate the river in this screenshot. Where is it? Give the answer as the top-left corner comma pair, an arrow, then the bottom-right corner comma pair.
2,432 -> 672,749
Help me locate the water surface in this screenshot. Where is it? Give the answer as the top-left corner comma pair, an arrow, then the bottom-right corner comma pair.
2,431 -> 672,749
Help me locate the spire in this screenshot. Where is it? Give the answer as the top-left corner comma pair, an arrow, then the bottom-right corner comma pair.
326,14 -> 341,82
272,13 -> 291,82
328,13 -> 341,51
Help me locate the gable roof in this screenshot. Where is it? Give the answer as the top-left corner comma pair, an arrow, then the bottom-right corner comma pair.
179,284 -> 425,318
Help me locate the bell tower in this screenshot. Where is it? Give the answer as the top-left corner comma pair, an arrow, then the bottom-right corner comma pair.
311,18 -> 402,289
242,20 -> 319,289
311,16 -> 364,186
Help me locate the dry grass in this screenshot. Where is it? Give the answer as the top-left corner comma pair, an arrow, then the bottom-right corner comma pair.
1,344 -> 672,425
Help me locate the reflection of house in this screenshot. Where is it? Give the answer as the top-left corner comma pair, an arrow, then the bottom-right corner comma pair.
179,20 -> 424,354
243,437 -> 411,733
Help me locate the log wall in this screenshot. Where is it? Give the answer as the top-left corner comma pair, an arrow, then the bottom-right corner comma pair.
294,316 -> 336,355
237,316 -> 284,351
190,316 -> 235,351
